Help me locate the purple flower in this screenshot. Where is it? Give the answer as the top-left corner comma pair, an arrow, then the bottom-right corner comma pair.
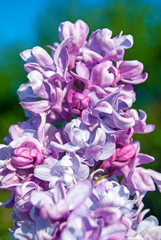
34,153 -> 89,188
82,86 -> 135,133
20,46 -> 55,76
0,127 -> 47,190
6,136 -> 44,170
127,109 -> 155,134
102,143 -> 136,168
18,41 -> 74,119
59,20 -> 89,58
51,118 -> 115,166
13,221 -> 37,240
89,60 -> 117,87
30,180 -> 93,221
11,146 -> 44,169
82,28 -> 133,66
115,60 -> 148,85
61,178 -> 135,240
126,167 -> 161,194
127,215 -> 161,239
13,219 -> 57,240
119,142 -> 161,195
0,19 -> 159,240
14,181 -> 42,221
67,89 -> 90,115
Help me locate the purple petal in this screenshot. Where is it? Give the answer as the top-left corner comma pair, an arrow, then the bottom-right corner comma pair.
82,109 -> 98,126
95,207 -> 121,225
85,145 -> 104,161
113,110 -> 135,130
54,38 -> 71,75
27,70 -> 43,90
30,191 -> 53,207
24,62 -> 47,76
88,29 -> 113,55
99,138 -> 115,160
76,62 -> 90,79
59,20 -> 89,45
20,49 -> 34,62
0,145 -> 11,162
20,100 -> 49,114
135,153 -> 155,166
90,61 -> 114,87
82,47 -> 103,65
51,142 -> 79,153
14,221 -> 36,240
101,121 -> 119,134
119,60 -> 143,78
95,101 -> 113,114
122,72 -> 148,85
91,128 -> 106,146
76,164 -> 89,180
137,216 -> 158,234
114,34 -> 133,49
31,46 -> 53,67
101,221 -> 128,240
59,21 -> 74,41
66,180 -> 93,210
146,169 -> 161,192
34,165 -> 52,181
74,19 -> 89,44
131,168 -> 156,193
17,83 -> 36,101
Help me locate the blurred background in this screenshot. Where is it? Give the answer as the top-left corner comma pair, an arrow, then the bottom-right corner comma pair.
0,0 -> 161,238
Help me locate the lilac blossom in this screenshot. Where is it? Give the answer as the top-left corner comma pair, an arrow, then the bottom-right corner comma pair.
127,109 -> 155,134
73,60 -> 117,88
59,19 -> 89,69
34,153 -> 89,188
114,60 -> 148,85
17,72 -> 70,118
12,179 -> 137,240
122,167 -> 161,195
119,142 -> 161,195
59,20 -> 89,53
12,219 -> 57,240
102,143 -> 136,168
67,89 -> 90,115
127,215 -> 161,239
82,86 -> 136,133
18,41 -> 74,119
5,136 -> 44,170
0,120 -> 47,190
51,118 -> 115,166
60,179 -> 134,239
30,180 -> 93,222
14,181 -> 43,221
72,59 -> 147,91
0,19 -> 161,240
83,28 -> 133,66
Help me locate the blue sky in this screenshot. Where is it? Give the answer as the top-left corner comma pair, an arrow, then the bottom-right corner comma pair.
0,0 -> 160,48
0,0 -> 50,47
0,0 -> 108,48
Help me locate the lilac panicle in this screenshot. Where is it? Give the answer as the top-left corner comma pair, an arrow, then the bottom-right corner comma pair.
0,19 -> 160,240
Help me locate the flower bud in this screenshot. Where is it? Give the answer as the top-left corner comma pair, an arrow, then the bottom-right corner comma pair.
11,146 -> 44,169
68,89 -> 90,114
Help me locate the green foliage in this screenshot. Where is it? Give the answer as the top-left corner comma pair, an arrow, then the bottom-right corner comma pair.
0,190 -> 13,239
0,44 -> 27,142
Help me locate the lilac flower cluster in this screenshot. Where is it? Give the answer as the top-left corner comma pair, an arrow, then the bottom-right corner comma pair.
0,19 -> 161,239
